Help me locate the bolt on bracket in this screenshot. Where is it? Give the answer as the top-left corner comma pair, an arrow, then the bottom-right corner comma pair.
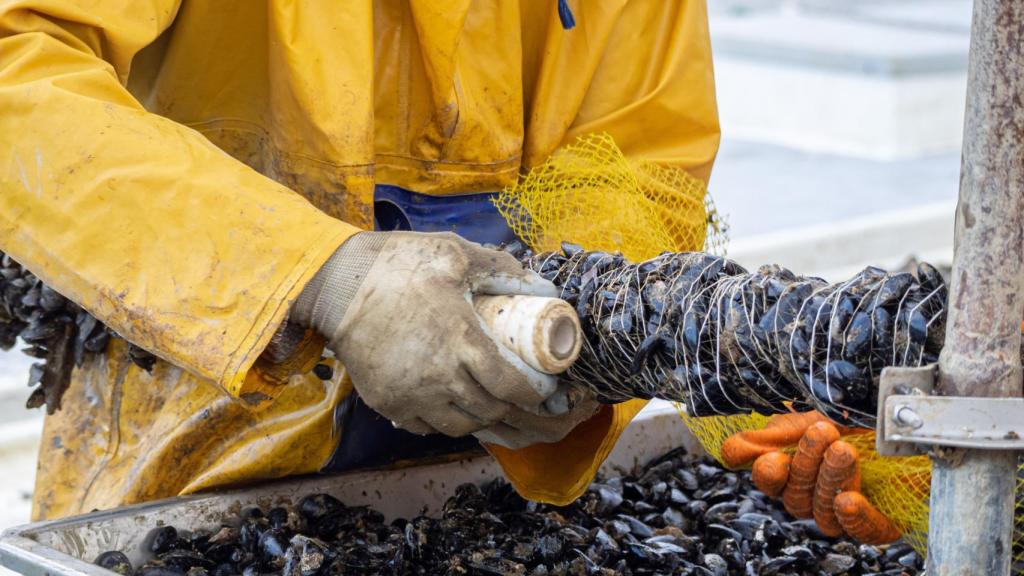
876,364 -> 1024,456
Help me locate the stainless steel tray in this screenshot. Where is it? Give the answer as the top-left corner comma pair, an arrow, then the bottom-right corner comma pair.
0,401 -> 697,576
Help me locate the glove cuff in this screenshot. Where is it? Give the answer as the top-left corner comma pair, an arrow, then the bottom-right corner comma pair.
291,232 -> 389,336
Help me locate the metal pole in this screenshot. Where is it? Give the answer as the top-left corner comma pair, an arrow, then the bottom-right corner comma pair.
927,0 -> 1024,574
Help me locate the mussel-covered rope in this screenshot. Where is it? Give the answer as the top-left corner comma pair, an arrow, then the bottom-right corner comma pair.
0,245 -> 945,427
0,252 -> 158,413
506,242 -> 946,428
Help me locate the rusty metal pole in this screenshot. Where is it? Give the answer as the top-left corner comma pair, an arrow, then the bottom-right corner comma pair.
926,1 -> 1024,574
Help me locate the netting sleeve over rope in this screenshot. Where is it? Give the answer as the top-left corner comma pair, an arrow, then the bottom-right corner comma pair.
495,241 -> 947,429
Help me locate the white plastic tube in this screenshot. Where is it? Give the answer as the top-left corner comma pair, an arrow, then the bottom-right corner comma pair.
472,295 -> 582,375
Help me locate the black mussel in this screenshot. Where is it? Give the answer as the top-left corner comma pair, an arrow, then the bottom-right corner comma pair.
238,521 -> 262,550
872,306 -> 893,351
789,330 -> 810,363
151,527 -> 179,554
800,295 -> 826,329
590,484 -> 623,515
583,251 -> 617,277
84,330 -> 111,353
705,502 -> 739,524
831,295 -> 855,334
805,374 -> 844,405
20,321 -> 58,343
917,262 -> 945,292
844,311 -> 872,358
311,364 -> 332,381
630,331 -> 670,375
20,288 -> 39,308
605,311 -> 633,334
613,515 -> 654,539
761,555 -> 798,575
560,241 -> 583,258
825,360 -> 867,393
706,524 -> 742,542
296,494 -> 343,525
38,285 -> 66,312
258,528 -> 290,560
875,273 -> 913,307
681,309 -> 703,353
906,308 -> 928,346
764,276 -> 787,300
96,551 -> 134,576
128,345 -> 157,371
75,309 -> 96,335
267,508 -> 289,530
898,550 -> 921,567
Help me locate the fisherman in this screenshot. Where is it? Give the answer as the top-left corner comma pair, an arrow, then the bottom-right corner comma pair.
0,0 -> 889,539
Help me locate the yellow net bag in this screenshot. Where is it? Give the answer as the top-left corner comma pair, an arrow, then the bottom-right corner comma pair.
495,132 -> 727,264
678,411 -> 933,553
497,132 -> 1023,563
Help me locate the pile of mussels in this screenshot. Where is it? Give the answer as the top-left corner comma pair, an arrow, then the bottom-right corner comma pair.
95,450 -> 923,576
0,252 -> 157,413
507,242 -> 947,428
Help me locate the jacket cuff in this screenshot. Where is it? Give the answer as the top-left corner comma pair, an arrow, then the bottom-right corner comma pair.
222,224 -> 357,402
291,232 -> 389,337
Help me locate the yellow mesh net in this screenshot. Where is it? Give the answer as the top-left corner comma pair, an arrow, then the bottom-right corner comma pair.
678,411 -> 933,553
494,132 -> 727,264
497,132 -> 1022,563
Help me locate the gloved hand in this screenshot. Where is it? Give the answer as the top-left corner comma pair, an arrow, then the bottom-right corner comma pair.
292,231 -> 597,449
473,384 -> 599,449
721,411 -> 902,545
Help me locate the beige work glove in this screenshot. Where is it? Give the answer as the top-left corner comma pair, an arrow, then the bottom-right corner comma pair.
292,231 -> 598,449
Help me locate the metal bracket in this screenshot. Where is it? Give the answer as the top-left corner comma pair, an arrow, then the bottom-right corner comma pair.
876,364 -> 936,456
876,363 -> 1024,455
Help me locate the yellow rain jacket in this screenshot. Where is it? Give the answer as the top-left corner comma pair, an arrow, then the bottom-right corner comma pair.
0,0 -> 719,520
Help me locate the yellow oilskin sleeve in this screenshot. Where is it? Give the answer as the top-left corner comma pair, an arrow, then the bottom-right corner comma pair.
0,1 -> 358,399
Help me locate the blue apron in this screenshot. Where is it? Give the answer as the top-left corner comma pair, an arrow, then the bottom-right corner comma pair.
323,186 -> 519,471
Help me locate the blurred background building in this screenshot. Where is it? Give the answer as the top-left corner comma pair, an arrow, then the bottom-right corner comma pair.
0,0 -> 972,547
712,0 -> 966,279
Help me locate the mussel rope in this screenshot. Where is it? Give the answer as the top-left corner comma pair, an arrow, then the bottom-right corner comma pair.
509,242 -> 946,428
0,245 -> 945,426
